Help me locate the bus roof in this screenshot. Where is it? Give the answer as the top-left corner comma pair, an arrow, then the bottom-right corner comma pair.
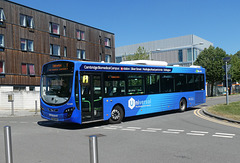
43,60 -> 205,74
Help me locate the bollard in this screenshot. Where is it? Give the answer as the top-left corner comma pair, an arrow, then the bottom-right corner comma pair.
4,126 -> 13,163
89,135 -> 98,163
35,100 -> 38,114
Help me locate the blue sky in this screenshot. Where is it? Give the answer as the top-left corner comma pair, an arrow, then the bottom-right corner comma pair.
13,0 -> 240,54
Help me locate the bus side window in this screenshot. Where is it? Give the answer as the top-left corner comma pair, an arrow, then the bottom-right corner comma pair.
104,73 -> 126,97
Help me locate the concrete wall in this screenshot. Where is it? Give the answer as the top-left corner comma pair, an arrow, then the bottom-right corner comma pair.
0,86 -> 40,110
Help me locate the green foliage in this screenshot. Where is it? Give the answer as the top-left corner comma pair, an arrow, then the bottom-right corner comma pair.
234,50 -> 240,59
229,54 -> 240,82
124,46 -> 149,61
194,46 -> 227,96
195,46 -> 227,83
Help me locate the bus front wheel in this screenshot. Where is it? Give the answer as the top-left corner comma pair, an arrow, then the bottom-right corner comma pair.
109,105 -> 124,124
179,98 -> 187,112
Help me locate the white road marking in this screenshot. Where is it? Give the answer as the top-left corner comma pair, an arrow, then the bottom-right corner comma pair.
212,132 -> 235,139
162,131 -> 180,134
141,130 -> 157,132
212,135 -> 233,139
108,125 -> 123,128
94,126 -> 236,139
121,128 -> 136,131
167,129 -> 184,132
215,133 -> 235,136
102,127 -> 117,130
190,131 -> 209,134
146,128 -> 162,131
126,127 -> 141,130
187,133 -> 205,136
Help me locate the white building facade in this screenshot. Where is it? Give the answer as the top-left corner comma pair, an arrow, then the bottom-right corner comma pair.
116,35 -> 213,67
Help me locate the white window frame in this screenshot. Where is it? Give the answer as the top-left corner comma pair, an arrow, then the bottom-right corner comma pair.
63,26 -> 66,36
20,14 -> 34,28
0,35 -> 4,47
21,39 -> 27,51
21,39 -> 34,52
64,46 -> 67,57
50,44 -> 60,56
105,54 -> 111,63
77,49 -> 86,59
27,40 -> 34,51
49,22 -> 60,35
76,30 -> 85,40
105,38 -> 111,47
0,9 -> 6,22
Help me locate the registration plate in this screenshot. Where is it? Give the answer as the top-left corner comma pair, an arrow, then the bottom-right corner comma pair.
51,118 -> 59,121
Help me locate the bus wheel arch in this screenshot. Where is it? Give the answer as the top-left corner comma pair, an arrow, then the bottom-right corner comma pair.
179,97 -> 187,112
109,104 -> 125,124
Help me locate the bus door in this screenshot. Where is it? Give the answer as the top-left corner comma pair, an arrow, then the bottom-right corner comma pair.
81,73 -> 103,122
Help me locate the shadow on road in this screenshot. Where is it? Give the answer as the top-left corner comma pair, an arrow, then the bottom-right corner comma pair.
37,107 -> 200,130
37,120 -> 108,130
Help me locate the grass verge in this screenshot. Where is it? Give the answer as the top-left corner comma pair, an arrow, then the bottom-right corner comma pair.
207,101 -> 240,121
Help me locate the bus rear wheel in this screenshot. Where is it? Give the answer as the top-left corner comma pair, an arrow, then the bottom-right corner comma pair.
179,98 -> 187,112
109,105 -> 124,124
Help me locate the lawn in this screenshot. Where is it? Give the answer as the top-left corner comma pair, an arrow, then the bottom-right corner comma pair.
207,101 -> 240,121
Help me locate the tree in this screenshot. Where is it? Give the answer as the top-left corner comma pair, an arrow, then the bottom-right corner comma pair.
194,46 -> 227,96
229,54 -> 240,82
234,50 -> 240,59
124,46 -> 149,61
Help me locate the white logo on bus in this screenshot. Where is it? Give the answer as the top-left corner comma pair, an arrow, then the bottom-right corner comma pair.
128,98 -> 135,109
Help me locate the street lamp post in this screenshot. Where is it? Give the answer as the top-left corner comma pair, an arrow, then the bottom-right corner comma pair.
223,57 -> 231,105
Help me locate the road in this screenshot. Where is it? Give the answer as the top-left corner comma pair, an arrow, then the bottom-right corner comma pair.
0,95 -> 240,163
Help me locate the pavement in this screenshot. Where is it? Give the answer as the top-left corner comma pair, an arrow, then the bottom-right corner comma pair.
0,109 -> 40,117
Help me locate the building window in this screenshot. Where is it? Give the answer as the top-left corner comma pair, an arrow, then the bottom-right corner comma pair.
0,8 -> 6,23
63,26 -> 66,36
77,49 -> 86,59
0,34 -> 4,47
105,38 -> 111,47
193,48 -> 199,61
21,39 -> 27,51
49,22 -> 60,35
76,30 -> 85,40
29,86 -> 35,91
105,54 -> 111,63
20,14 -> 34,28
99,53 -> 102,62
116,56 -> 122,63
178,50 -> 183,62
50,44 -> 60,56
64,47 -> 67,57
0,61 -> 5,74
21,39 -> 34,52
187,48 -> 192,62
21,63 -> 35,76
187,48 -> 198,62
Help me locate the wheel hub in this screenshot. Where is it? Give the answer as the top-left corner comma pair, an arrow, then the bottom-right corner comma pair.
111,109 -> 120,120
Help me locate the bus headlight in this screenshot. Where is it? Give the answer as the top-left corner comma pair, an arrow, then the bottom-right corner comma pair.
64,107 -> 75,118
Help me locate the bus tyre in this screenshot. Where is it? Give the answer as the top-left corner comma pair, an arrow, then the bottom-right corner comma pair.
109,105 -> 124,124
179,98 -> 187,112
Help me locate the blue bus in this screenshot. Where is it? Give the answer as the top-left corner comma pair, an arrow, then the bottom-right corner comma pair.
40,60 -> 206,124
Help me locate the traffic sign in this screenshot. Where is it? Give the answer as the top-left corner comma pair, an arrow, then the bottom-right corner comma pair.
222,64 -> 231,73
